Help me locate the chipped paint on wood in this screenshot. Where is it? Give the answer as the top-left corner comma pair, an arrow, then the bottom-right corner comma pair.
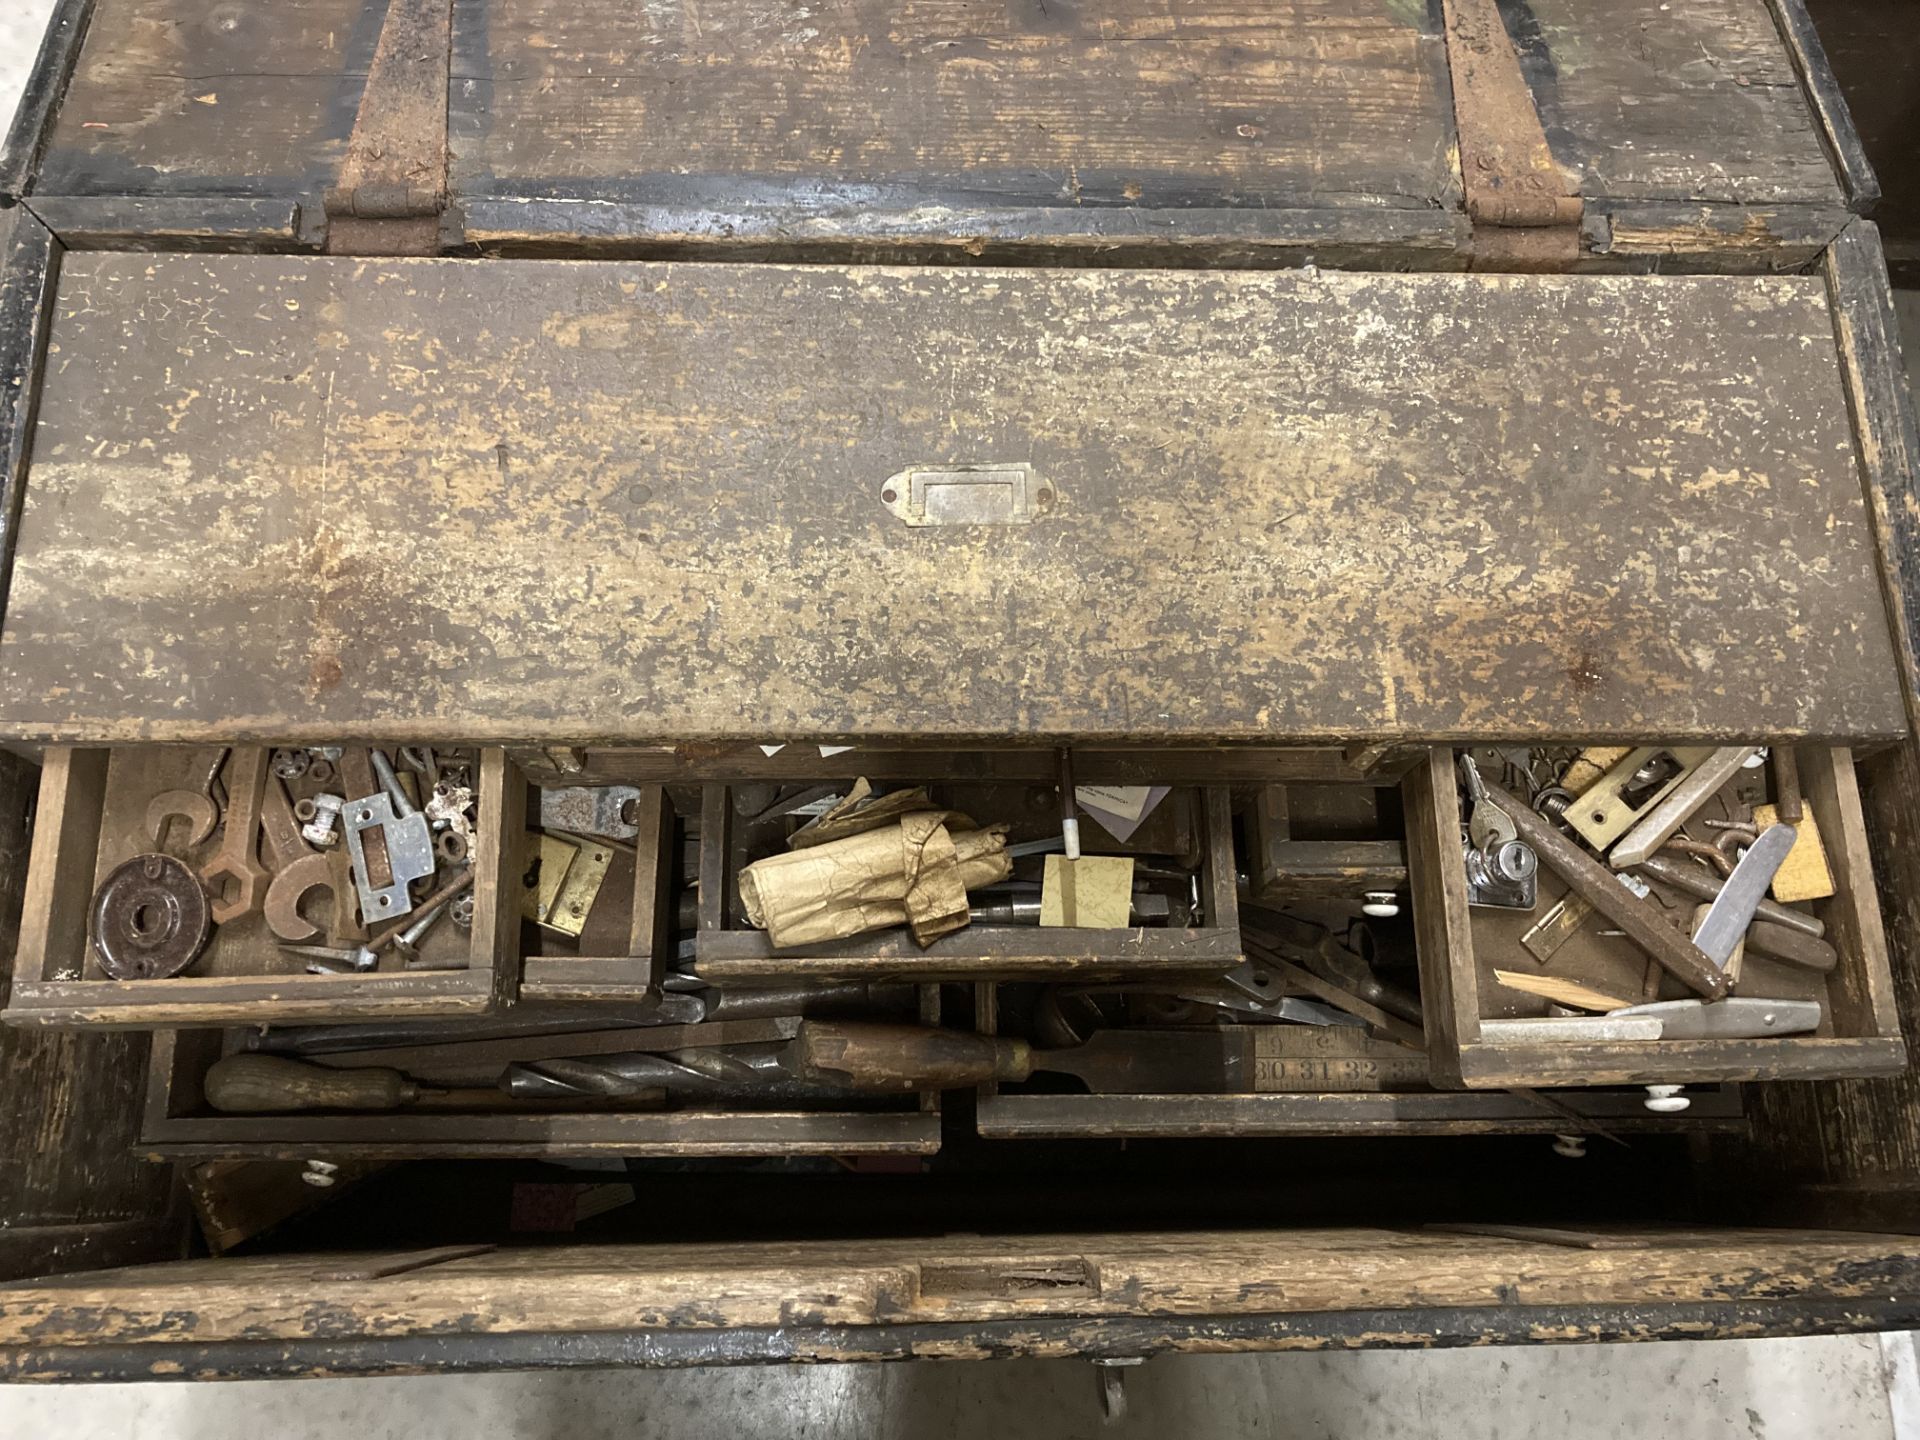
0,254 -> 1904,746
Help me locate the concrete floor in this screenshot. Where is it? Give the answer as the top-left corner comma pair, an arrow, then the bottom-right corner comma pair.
0,1335 -> 1914,1439
4,0 -> 1920,1432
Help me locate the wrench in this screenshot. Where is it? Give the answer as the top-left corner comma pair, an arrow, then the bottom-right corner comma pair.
144,745 -> 230,851
264,851 -> 345,943
200,747 -> 273,925
260,776 -> 312,872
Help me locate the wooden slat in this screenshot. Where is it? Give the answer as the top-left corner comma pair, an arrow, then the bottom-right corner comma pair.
2,1228 -> 1914,1346
34,0 -> 379,201
694,926 -> 1243,985
1516,0 -> 1845,207
0,256 -> 1903,746
974,1089 -> 1747,1139
450,0 -> 1458,214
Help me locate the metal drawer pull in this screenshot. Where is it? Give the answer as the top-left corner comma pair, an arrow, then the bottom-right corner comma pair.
881,462 -> 1055,527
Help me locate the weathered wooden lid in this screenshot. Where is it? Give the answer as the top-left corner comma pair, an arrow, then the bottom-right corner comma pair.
12,0 -> 1872,266
0,248 -> 1903,746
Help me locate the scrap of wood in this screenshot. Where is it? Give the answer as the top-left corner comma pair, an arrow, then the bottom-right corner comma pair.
1492,969 -> 1634,1013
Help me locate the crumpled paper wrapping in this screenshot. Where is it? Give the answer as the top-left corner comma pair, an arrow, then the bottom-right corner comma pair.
740,799 -> 1012,949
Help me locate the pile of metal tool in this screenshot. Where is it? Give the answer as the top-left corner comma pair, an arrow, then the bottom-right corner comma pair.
1457,745 -> 1834,1042
94,745 -> 478,981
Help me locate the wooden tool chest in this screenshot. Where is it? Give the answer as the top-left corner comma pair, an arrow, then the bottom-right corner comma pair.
4,0 -> 1920,1384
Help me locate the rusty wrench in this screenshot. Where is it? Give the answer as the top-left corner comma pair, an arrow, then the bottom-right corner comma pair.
200,747 -> 272,925
144,746 -> 229,852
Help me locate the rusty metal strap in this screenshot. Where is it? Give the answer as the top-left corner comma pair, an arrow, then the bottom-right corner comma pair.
324,0 -> 453,255
1440,0 -> 1581,268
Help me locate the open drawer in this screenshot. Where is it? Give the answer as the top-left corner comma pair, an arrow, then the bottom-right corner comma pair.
138,1012 -> 945,1160
689,778 -> 1239,986
967,980 -> 1748,1142
5,747 -> 517,1027
1406,745 -> 1906,1090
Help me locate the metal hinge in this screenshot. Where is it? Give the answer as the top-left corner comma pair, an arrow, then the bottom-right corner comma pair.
1441,0 -> 1582,271
323,0 -> 453,257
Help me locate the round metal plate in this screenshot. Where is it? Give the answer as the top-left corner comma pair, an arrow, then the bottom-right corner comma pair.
90,853 -> 214,980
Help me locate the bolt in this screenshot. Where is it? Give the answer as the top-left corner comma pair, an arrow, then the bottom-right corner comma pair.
1360,890 -> 1401,918
301,792 -> 344,847
1643,1084 -> 1690,1114
392,900 -> 449,966
370,749 -> 416,817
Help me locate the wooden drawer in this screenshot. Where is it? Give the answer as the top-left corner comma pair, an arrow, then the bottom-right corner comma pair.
5,747 -> 517,1028
1406,745 -> 1907,1089
688,779 -> 1241,986
137,1017 -> 944,1161
967,980 -> 1748,1141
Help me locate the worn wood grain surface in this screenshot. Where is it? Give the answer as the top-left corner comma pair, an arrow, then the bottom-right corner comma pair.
2,1227 -> 1915,1345
450,0 -> 1458,211
35,0 -> 382,198
1510,0 -> 1844,206
0,254 -> 1903,746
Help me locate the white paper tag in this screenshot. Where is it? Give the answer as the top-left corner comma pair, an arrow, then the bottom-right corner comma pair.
818,745 -> 855,757
1075,784 -> 1151,822
758,744 -> 786,757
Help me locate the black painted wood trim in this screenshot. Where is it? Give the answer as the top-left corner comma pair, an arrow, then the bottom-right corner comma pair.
1823,221 -> 1920,733
25,196 -> 307,252
5,1299 -> 1919,1381
1762,0 -> 1881,212
0,0 -> 97,204
0,208 -> 59,635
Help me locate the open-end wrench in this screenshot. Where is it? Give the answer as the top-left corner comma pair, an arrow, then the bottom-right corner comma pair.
259,776 -> 312,873
144,746 -> 230,852
265,851 -> 345,943
200,747 -> 272,925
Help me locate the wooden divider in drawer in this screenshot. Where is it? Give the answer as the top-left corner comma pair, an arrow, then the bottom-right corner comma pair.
5,748 -> 515,1027
1406,746 -> 1904,1090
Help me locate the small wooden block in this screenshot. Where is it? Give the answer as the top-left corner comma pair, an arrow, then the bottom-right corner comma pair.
1040,855 -> 1134,929
1754,804 -> 1835,903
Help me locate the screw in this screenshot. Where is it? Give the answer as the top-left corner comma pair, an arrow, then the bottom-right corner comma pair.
370,749 -> 416,817
392,900 -> 449,966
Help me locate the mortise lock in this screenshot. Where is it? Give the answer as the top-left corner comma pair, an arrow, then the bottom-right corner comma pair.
881,462 -> 1055,527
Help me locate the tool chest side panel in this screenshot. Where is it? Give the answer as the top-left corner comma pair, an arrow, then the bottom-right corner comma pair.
0,256 -> 1904,747
448,0 -> 1458,214
0,749 -> 178,1281
2,1228 -> 1915,1352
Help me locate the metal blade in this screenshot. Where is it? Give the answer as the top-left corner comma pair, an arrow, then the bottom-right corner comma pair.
1609,996 -> 1822,1040
1690,822 -> 1798,967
